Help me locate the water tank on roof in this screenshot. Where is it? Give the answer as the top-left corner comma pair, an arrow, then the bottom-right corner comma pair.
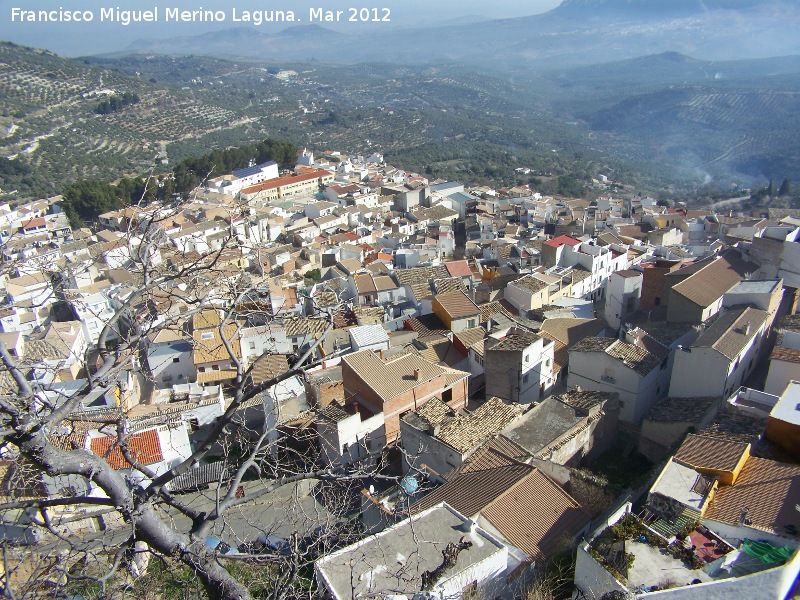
400,475 -> 418,495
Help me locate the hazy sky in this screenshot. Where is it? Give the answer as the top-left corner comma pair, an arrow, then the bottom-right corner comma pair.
1,0 -> 563,56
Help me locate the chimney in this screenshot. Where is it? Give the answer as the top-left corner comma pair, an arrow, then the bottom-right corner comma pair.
414,368 -> 421,380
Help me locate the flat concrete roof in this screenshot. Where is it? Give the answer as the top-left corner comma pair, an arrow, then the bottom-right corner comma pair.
726,279 -> 781,295
771,381 -> 800,426
500,397 -> 584,456
315,503 -> 505,599
626,540 -> 713,590
650,460 -> 709,514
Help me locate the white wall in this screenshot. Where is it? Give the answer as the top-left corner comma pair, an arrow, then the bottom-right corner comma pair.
569,351 -> 666,423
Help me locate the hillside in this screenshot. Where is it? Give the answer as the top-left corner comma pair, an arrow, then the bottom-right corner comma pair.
2,42 -> 800,201
111,0 -> 800,69
0,42 -> 301,199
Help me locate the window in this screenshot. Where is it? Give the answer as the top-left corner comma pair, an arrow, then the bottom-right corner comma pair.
201,331 -> 214,340
524,354 -> 530,363
212,365 -> 220,371
468,319 -> 476,328
198,367 -> 206,373
249,341 -> 256,350
523,373 -> 529,384
172,357 -> 180,363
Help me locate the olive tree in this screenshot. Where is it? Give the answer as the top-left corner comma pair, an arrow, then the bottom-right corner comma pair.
0,193 -> 384,600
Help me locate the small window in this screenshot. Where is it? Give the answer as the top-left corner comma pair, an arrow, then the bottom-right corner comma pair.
249,341 -> 256,350
524,354 -> 530,363
212,365 -> 220,371
172,357 -> 180,363
201,331 -> 214,340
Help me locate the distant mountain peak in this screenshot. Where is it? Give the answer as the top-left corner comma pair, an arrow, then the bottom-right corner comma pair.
554,0 -> 785,15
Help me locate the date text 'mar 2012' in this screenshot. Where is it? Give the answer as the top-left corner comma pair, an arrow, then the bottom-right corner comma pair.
309,7 -> 390,22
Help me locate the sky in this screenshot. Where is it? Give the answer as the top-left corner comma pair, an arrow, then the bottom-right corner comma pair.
1,0 -> 563,56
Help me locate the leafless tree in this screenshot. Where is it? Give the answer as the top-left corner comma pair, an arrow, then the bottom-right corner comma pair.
0,191 -> 392,600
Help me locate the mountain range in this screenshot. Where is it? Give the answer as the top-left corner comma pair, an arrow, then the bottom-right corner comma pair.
117,0 -> 800,69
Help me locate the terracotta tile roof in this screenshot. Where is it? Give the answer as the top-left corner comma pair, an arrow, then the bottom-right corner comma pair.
704,457 -> 800,537
604,339 -> 661,375
193,309 -> 222,331
487,331 -> 542,352
453,327 -> 486,352
539,318 -> 605,347
372,274 -> 398,292
572,337 -> 660,376
311,291 -> 338,307
284,316 -> 329,338
668,251 -> 756,308
405,313 -> 448,337
433,277 -> 467,294
644,396 -> 719,423
353,306 -> 385,326
691,307 -> 768,360
479,301 -> 513,323
395,265 -> 450,286
249,354 -> 291,385
416,338 -> 465,368
433,397 -> 524,454
674,434 -> 749,473
483,435 -> 531,462
445,260 -> 473,278
413,396 -> 456,427
543,235 -> 581,248
780,313 -> 800,333
770,346 -> 800,363
511,274 -> 549,294
337,258 -> 363,275
192,324 -> 242,365
342,349 -> 467,402
240,169 -> 330,195
559,389 -> 618,412
571,336 -> 616,353
196,369 -> 238,383
570,267 -> 592,283
353,273 -> 377,294
90,429 -> 163,470
411,447 -> 533,515
434,290 -> 480,319
480,469 -> 590,561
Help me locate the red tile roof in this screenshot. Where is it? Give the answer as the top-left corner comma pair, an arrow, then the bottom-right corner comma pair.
705,456 -> 800,536
543,235 -> 581,248
445,260 -> 473,278
21,217 -> 47,229
771,346 -> 800,364
89,429 -> 164,470
241,170 -> 330,195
